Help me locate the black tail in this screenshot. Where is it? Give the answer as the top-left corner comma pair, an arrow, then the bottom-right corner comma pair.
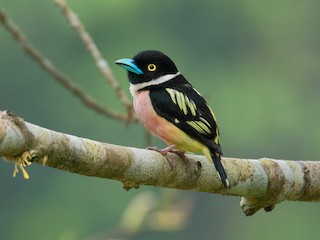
211,153 -> 230,188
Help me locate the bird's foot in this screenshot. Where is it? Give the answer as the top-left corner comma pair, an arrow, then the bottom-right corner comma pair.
147,145 -> 176,155
147,145 -> 175,168
147,145 -> 189,168
169,150 -> 190,166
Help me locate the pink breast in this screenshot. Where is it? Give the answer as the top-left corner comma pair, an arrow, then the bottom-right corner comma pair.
133,90 -> 177,144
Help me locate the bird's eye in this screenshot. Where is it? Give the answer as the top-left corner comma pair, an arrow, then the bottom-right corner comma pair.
147,64 -> 157,72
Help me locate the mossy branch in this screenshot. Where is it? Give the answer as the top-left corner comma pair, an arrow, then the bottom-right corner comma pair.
1,110 -> 320,216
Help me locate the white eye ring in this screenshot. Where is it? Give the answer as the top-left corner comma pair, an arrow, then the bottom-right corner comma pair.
147,64 -> 157,71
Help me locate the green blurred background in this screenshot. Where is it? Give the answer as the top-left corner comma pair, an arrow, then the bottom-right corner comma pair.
1,0 -> 320,239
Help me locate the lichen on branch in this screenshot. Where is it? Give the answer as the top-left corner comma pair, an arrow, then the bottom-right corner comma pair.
0,110 -> 320,216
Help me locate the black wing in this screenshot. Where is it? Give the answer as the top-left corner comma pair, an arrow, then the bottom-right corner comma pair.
149,77 -> 222,154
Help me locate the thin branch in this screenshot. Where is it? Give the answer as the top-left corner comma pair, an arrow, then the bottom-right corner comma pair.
1,110 -> 320,216
0,9 -> 128,121
55,0 -> 134,120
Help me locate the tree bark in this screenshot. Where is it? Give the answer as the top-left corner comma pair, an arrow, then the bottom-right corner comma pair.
0,110 -> 319,216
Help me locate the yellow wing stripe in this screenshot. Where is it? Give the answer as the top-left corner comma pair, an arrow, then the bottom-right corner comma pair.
176,91 -> 183,111
190,101 -> 197,116
185,96 -> 191,113
167,88 -> 177,104
187,120 -> 211,135
178,92 -> 188,115
165,88 -> 197,116
199,117 -> 210,126
214,134 -> 219,145
207,106 -> 220,144
187,121 -> 205,134
196,121 -> 211,134
165,88 -> 218,139
208,105 -> 217,122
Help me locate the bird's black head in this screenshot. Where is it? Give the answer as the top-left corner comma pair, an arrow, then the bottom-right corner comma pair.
115,50 -> 179,84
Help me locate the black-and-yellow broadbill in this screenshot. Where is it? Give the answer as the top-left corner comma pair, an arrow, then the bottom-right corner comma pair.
116,50 -> 229,188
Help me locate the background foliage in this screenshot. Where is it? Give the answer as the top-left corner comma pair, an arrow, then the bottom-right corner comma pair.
1,1 -> 320,239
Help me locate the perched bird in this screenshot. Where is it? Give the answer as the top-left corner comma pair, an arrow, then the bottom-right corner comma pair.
115,50 -> 229,188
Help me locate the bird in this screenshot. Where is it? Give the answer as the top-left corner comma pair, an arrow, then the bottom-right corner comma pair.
115,50 -> 229,188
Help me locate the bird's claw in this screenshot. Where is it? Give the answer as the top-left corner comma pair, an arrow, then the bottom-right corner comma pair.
146,145 -> 189,168
169,150 -> 190,166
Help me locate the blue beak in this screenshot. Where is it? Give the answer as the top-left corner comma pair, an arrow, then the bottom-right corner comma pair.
115,58 -> 143,75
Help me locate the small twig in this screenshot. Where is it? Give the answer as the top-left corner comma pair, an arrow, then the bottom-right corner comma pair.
0,9 -> 128,121
55,0 -> 134,121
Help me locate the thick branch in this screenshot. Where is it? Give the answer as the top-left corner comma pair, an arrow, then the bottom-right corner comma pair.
0,110 -> 319,216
